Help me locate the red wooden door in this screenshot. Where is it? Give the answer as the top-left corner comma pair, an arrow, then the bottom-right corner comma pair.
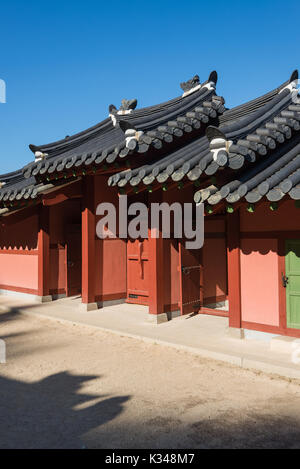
179,241 -> 203,315
65,225 -> 82,296
127,238 -> 149,305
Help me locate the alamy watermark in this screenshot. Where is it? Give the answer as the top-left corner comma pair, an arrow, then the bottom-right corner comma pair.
0,79 -> 6,103
96,195 -> 204,249
0,339 -> 6,363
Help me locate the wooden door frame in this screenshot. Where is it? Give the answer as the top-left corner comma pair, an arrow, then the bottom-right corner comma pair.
178,239 -> 203,316
126,237 -> 150,305
65,224 -> 82,297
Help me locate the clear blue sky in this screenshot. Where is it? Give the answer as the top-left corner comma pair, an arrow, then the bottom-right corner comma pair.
0,0 -> 299,174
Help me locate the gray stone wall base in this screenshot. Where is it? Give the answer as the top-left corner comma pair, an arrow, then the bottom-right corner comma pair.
79,302 -> 99,312
79,298 -> 126,312
204,300 -> 229,311
270,335 -> 300,353
226,327 -> 245,339
148,310 -> 181,325
97,298 -> 126,308
0,289 -> 53,303
38,295 -> 53,303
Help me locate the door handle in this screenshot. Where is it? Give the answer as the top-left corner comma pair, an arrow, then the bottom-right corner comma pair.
281,273 -> 289,288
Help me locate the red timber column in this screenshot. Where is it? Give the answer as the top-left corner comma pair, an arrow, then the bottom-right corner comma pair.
148,191 -> 166,324
38,204 -> 51,302
81,175 -> 97,311
226,208 -> 244,338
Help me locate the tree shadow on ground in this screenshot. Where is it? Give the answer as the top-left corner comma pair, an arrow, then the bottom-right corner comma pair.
0,371 -> 130,449
84,409 -> 300,449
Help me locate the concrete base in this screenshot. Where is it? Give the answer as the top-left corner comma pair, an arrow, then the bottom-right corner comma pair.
148,313 -> 169,324
51,293 -> 67,301
204,300 -> 229,311
148,310 -> 181,324
97,298 -> 126,308
244,329 -> 279,342
79,298 -> 126,312
79,302 -> 99,312
38,295 -> 53,303
0,289 -> 39,302
0,290 -> 55,303
270,336 -> 300,353
226,327 -> 245,339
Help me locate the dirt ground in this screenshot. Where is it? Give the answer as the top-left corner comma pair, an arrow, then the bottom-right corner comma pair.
1,305 -> 300,449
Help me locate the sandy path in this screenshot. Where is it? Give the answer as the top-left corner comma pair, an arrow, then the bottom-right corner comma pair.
1,306 -> 300,449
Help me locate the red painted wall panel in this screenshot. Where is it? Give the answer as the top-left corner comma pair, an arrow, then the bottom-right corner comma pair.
49,199 -> 81,245
49,199 -> 81,295
240,199 -> 300,233
94,238 -> 127,300
0,208 -> 38,250
163,238 -> 180,311
203,238 -> 227,304
94,175 -> 127,301
49,247 -> 66,293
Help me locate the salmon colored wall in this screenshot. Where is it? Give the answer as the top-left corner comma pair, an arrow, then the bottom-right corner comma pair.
240,199 -> 300,233
0,207 -> 39,292
0,253 -> 38,291
240,238 -> 279,326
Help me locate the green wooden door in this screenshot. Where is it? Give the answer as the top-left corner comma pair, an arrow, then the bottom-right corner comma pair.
285,240 -> 300,329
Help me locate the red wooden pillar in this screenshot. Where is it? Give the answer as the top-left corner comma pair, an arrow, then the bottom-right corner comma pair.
148,192 -> 165,323
38,204 -> 51,300
226,209 -> 242,329
81,176 -> 97,309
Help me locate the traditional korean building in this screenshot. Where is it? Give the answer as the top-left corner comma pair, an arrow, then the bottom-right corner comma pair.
1,70 -> 300,339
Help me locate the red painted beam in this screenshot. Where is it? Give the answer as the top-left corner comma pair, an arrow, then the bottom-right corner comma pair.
148,192 -> 165,316
81,176 -> 96,305
43,180 -> 82,206
38,205 -> 50,297
148,232 -> 165,315
226,209 -> 242,328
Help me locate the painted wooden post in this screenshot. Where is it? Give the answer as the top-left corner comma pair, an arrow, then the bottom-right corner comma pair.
81,176 -> 97,309
148,192 -> 165,322
226,209 -> 242,329
38,204 -> 50,300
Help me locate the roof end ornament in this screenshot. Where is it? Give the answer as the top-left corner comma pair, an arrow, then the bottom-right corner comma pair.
119,120 -> 144,149
279,69 -> 299,97
181,71 -> 217,97
202,70 -> 218,91
108,99 -> 138,126
206,126 -> 232,166
29,144 -> 48,162
180,75 -> 201,97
